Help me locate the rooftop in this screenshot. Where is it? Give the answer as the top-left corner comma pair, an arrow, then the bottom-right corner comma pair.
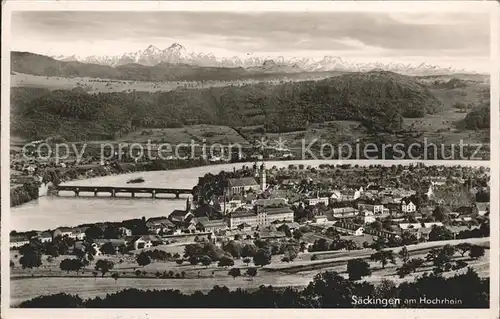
227,177 -> 258,187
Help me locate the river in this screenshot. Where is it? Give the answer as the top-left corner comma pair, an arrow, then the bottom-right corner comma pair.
10,160 -> 488,232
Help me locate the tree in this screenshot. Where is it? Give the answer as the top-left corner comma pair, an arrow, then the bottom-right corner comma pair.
455,243 -> 473,257
223,240 -> 242,259
253,249 -> 272,267
370,220 -> 383,231
136,252 -> 151,267
200,255 -> 212,267
284,244 -> 299,261
111,272 -> 119,282
19,251 -> 42,269
228,267 -> 241,279
293,229 -> 303,240
246,267 -> 258,279
426,246 -> 455,271
92,271 -> 98,279
396,263 -> 413,278
176,259 -> 184,265
243,257 -> 252,266
188,256 -> 199,265
347,258 -> 371,280
428,226 -> 453,241
398,246 -> 410,263
100,242 -> 116,255
401,231 -> 418,245
59,258 -> 83,274
85,226 -> 104,240
135,269 -> 142,277
103,224 -> 121,239
469,245 -> 485,260
241,244 -> 258,258
432,206 -> 451,222
370,250 -> 396,269
95,259 -> 114,277
407,258 -> 424,272
218,256 -> 234,268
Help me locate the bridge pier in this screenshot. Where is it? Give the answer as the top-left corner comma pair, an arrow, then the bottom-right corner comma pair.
55,186 -> 192,199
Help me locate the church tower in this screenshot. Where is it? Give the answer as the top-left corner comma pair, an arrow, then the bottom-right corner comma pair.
426,183 -> 434,199
260,162 -> 266,191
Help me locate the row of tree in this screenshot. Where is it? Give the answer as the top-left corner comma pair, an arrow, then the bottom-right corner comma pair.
19,268 -> 489,308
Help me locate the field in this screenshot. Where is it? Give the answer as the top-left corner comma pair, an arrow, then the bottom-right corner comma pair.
117,124 -> 250,146
10,237 -> 489,306
11,72 -> 326,93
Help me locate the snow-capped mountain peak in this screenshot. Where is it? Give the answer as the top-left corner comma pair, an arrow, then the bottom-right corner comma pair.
50,42 -> 469,75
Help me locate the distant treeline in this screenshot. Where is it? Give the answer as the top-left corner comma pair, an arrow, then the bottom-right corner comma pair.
11,71 -> 442,141
18,269 -> 489,308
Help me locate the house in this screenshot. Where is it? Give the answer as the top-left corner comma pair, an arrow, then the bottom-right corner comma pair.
192,204 -> 223,220
327,207 -> 358,219
399,222 -> 443,230
118,226 -> 133,237
228,205 -> 294,229
225,199 -> 245,213
359,210 -> 376,224
37,231 -> 53,243
259,230 -> 286,240
305,197 -> 330,206
254,198 -> 288,207
330,222 -> 365,236
475,202 -> 489,216
168,209 -> 194,224
94,239 -> 128,254
358,203 -> 385,214
330,188 -> 362,202
196,219 -> 227,232
263,206 -> 294,224
70,227 -> 88,240
401,199 -> 417,213
275,222 -> 300,231
146,217 -> 176,234
313,215 -> 328,224
52,227 -> 74,239
10,235 -> 29,248
129,235 -> 163,250
417,228 -> 433,241
226,177 -> 260,197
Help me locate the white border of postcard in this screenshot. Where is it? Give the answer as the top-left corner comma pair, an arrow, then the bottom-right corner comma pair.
1,1 -> 499,319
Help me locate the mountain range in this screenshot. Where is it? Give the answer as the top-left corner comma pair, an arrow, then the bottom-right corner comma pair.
51,42 -> 471,76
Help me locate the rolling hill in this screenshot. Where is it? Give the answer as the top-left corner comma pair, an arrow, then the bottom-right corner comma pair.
11,71 -> 442,141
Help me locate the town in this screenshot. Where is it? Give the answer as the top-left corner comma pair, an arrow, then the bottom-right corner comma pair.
10,162 -> 490,306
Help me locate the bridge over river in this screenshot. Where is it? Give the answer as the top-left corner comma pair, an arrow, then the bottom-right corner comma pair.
55,185 -> 192,199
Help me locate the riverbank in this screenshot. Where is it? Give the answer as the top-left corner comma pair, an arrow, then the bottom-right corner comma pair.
11,158 -> 490,208
10,158 -> 210,207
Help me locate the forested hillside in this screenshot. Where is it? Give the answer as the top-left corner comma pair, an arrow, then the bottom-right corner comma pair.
11,71 -> 442,141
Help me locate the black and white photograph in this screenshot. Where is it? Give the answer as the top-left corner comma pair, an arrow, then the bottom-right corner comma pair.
1,0 -> 498,315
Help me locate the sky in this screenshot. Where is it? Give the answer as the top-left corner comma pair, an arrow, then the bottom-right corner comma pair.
11,11 -> 491,71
